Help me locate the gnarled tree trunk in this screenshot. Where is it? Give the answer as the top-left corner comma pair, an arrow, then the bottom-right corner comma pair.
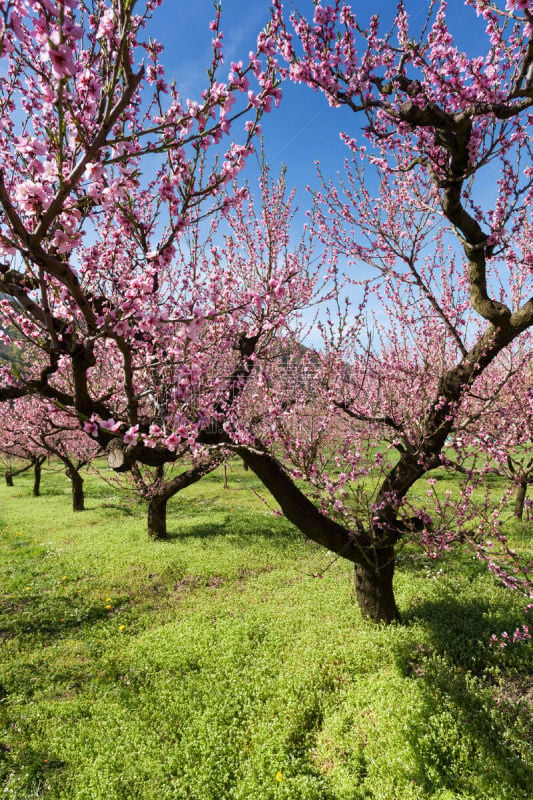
140,458 -> 224,540
4,460 -> 33,487
514,479 -> 529,521
147,493 -> 168,539
234,445 -> 406,623
354,546 -> 400,624
32,456 -> 46,497
69,468 -> 85,511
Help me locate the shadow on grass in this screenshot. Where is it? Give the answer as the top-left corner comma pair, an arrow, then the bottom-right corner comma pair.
0,594 -> 115,641
394,595 -> 533,797
165,516 -> 299,550
402,593 -> 526,670
395,547 -> 488,581
100,502 -> 137,517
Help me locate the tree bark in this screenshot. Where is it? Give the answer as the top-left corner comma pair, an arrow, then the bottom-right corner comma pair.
69,469 -> 85,512
514,479 -> 528,521
140,457 -> 224,540
233,444 -> 405,623
353,547 -> 401,624
32,457 -> 45,497
4,460 -> 33,487
147,493 -> 168,539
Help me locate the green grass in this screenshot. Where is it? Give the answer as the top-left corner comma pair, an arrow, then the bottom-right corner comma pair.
0,462 -> 531,799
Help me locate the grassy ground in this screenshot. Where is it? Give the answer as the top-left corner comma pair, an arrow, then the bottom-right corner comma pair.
0,462 -> 531,800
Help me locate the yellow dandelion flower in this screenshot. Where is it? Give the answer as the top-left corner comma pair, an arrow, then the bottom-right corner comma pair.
119,625 -> 126,630
275,771 -> 283,782
106,604 -> 112,609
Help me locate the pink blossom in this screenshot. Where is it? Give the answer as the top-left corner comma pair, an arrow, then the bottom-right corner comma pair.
100,418 -> 121,432
83,420 -> 98,437
45,41 -> 76,79
14,181 -> 51,214
124,426 -> 139,446
96,9 -> 116,40
164,433 -> 182,451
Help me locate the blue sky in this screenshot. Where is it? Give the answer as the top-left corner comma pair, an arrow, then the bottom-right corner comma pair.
146,1 -> 518,346
148,0 -> 491,206
150,0 -> 354,199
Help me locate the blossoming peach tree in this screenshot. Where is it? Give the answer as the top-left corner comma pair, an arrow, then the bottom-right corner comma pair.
0,0 -> 323,538
0,2 -> 284,472
0,396 -> 48,493
215,0 -> 533,627
221,0 -> 533,624
0,393 -> 100,507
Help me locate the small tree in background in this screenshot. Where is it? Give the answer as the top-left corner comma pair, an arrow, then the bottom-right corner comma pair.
0,394 -> 100,506
1,396 -> 48,494
124,456 -> 225,539
34,405 -> 101,511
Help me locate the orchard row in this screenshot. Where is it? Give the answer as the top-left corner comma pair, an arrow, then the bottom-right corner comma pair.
0,0 -> 531,627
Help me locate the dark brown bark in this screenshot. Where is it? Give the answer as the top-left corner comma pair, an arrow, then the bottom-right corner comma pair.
49,450 -> 87,512
4,460 -> 33,486
237,446 -> 368,562
32,463 -> 41,496
141,457 -> 225,540
32,457 -> 46,497
69,469 -> 85,512
236,445 -> 401,623
354,547 -> 400,624
147,494 -> 168,539
107,438 -> 178,471
514,479 -> 528,520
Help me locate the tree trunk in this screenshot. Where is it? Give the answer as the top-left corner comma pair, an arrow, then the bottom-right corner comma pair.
70,470 -> 85,512
147,494 -> 168,539
235,445 -> 406,624
353,547 -> 401,624
33,460 -> 43,497
142,458 -> 223,541
514,479 -> 528,520
4,461 -> 33,487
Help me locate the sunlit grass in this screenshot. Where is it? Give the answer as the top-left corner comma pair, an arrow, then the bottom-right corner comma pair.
0,461 -> 531,799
